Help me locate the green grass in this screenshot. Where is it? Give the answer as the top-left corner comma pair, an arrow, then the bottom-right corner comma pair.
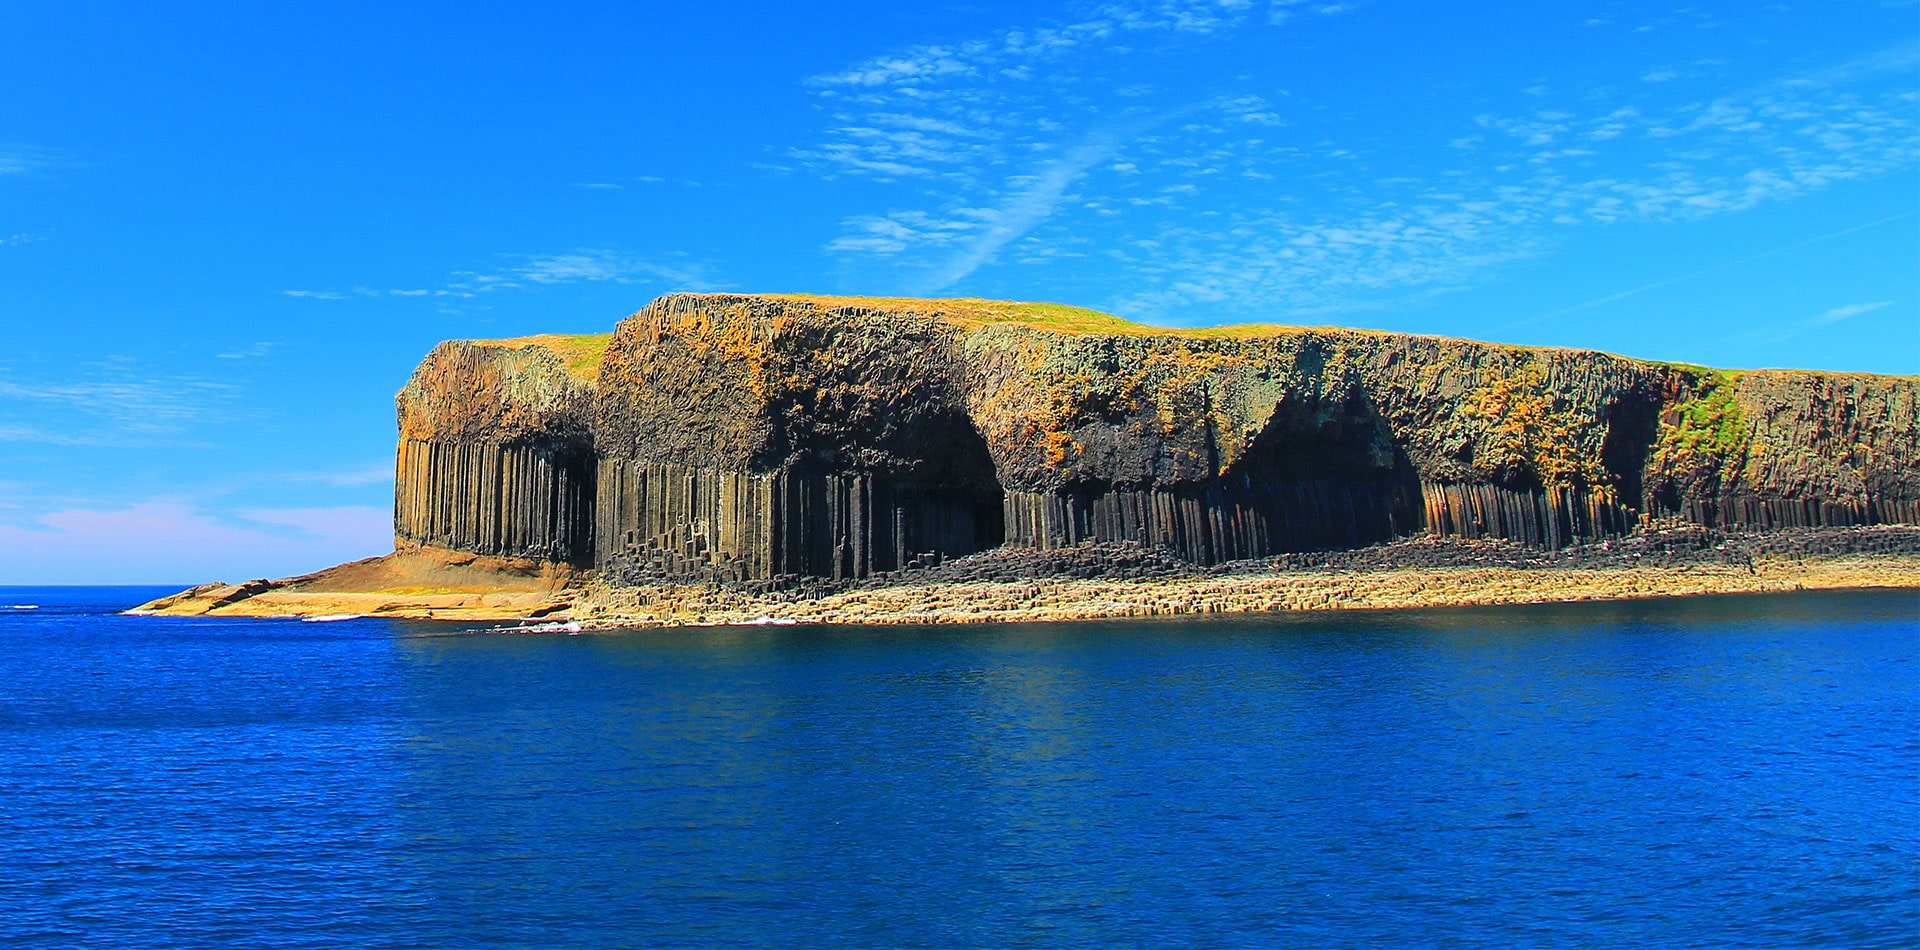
473,333 -> 613,380
1665,370 -> 1748,459
760,294 -> 1317,338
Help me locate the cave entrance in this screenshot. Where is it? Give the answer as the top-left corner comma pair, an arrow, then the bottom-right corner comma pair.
777,404 -> 1005,579
1213,387 -> 1421,555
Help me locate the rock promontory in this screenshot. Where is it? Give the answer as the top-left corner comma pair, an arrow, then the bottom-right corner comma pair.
432,294 -> 1915,581
138,293 -> 1920,621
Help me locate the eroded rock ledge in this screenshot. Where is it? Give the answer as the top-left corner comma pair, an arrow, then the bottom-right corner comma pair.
137,293 -> 1920,621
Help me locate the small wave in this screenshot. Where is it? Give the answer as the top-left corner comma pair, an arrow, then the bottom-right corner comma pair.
733,615 -> 798,626
303,614 -> 364,623
9,605 -> 39,610
497,620 -> 583,634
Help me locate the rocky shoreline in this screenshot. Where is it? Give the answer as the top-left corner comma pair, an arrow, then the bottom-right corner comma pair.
879,522 -> 1920,584
395,294 -> 1920,588
130,293 -> 1920,629
128,545 -> 581,623
574,524 -> 1920,627
133,525 -> 1920,626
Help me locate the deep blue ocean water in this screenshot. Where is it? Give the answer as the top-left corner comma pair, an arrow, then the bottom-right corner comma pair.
0,587 -> 1914,948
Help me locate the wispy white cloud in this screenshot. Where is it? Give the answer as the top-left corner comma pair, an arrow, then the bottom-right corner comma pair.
283,460 -> 395,488
0,500 -> 389,584
570,176 -> 669,188
798,1 -> 1311,182
497,249 -> 726,290
827,209 -> 991,255
0,365 -> 242,446
1507,213 -> 1915,331
0,148 -> 48,176
517,251 -> 646,283
1815,300 -> 1894,324
808,15 -> 1919,320
916,133 -> 1131,291
284,249 -> 729,302
214,342 -> 277,360
233,505 -> 389,538
797,0 -> 1368,290
286,287 -> 470,300
1746,299 -> 1900,346
0,423 -> 98,446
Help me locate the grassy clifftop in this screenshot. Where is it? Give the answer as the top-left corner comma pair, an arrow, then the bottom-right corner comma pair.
752,293 -> 1396,341
470,333 -> 614,382
409,293 -> 1916,538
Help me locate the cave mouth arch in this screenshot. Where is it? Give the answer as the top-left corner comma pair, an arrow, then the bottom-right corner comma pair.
794,404 -> 1007,577
593,406 -> 1006,584
1209,387 -> 1422,556
994,388 -> 1425,565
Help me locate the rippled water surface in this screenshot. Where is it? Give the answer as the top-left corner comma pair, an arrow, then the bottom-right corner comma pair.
0,587 -> 1915,947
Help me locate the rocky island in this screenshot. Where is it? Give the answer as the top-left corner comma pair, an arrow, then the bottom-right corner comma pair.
136,294 -> 1920,625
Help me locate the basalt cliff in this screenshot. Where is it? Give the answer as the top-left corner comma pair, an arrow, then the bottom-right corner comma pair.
140,293 -> 1920,622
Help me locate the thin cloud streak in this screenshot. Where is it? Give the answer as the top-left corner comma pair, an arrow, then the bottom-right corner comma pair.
1747,299 -> 1897,347
1503,211 -> 1918,330
806,11 -> 1919,321
0,500 -> 390,585
0,367 -> 244,445
916,133 -> 1128,293
282,249 -> 732,302
0,148 -> 49,176
1815,300 -> 1893,324
1108,47 -> 1920,320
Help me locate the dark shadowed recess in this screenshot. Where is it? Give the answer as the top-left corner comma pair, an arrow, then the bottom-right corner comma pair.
594,406 -> 1006,585
1006,388 -> 1424,563
394,438 -> 597,566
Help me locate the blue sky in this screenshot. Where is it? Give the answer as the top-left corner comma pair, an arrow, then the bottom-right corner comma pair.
1,0 -> 1915,583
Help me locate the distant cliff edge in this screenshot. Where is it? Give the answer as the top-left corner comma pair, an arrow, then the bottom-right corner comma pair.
387,293 -> 1917,586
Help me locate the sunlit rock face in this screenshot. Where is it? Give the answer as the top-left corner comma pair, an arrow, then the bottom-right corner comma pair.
591,295 -> 1001,582
1642,369 -> 1920,529
394,338 -> 598,563
390,293 -> 1920,582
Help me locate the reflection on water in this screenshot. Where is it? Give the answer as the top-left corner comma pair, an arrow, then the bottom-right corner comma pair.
0,588 -> 1914,946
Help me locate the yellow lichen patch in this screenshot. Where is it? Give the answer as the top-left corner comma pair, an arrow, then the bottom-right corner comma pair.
1044,429 -> 1081,466
666,293 -> 1681,357
471,333 -> 614,381
1461,361 -> 1606,488
757,294 -> 1152,334
753,293 -> 1314,338
1179,322 -> 1338,340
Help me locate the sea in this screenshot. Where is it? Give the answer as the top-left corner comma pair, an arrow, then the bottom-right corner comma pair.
0,586 -> 1914,948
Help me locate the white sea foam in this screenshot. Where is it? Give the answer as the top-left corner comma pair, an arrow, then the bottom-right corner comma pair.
303,614 -> 364,622
734,615 -> 798,626
9,605 -> 39,610
497,620 -> 583,634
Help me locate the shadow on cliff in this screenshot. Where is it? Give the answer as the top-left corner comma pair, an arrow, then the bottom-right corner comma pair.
777,404 -> 1008,577
1601,383 -> 1663,517
1205,385 -> 1423,558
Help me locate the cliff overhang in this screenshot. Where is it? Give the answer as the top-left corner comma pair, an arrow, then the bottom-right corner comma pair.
386,293 -> 1917,587
134,292 -> 1920,620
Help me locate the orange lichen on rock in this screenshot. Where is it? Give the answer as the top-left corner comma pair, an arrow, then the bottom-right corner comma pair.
157,293 -> 1920,610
